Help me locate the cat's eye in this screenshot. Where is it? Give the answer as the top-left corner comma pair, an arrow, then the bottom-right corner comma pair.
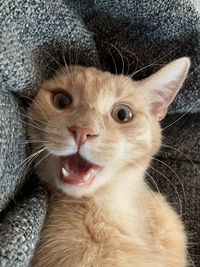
53,93 -> 72,109
111,104 -> 133,123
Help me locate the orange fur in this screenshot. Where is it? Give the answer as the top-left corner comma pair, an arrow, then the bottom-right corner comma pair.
31,192 -> 186,267
28,59 -> 190,267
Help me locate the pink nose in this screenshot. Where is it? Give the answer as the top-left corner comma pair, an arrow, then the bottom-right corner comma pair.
68,125 -> 98,147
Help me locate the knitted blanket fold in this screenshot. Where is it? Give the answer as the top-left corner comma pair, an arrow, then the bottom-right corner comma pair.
0,0 -> 199,266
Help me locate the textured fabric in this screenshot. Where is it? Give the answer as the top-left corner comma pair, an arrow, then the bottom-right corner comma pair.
0,92 -> 26,211
0,0 -> 199,266
0,185 -> 48,267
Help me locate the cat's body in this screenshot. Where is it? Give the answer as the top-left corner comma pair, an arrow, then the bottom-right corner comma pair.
29,60 -> 190,267
32,187 -> 186,267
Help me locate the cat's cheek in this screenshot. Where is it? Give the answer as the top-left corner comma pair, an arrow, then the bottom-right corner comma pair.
47,138 -> 77,156
35,157 -> 58,187
120,128 -> 154,160
79,145 -> 113,167
79,144 -> 102,166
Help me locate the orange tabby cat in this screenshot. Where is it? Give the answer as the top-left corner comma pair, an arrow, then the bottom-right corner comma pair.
29,57 -> 190,267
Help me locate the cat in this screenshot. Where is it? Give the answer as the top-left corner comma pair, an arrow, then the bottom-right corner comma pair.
28,57 -> 190,267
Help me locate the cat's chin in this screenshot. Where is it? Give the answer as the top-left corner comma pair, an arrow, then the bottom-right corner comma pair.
54,171 -> 108,198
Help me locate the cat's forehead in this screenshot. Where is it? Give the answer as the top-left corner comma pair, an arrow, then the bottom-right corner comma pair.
50,66 -> 138,99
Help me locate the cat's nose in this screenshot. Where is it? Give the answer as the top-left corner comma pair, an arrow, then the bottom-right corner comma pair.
68,125 -> 98,147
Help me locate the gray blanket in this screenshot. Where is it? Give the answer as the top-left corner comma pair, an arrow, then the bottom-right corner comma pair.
0,0 -> 199,266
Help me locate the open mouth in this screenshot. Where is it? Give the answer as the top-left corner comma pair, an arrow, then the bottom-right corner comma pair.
57,153 -> 101,186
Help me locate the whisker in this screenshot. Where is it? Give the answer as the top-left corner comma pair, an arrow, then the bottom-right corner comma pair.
19,119 -> 66,140
128,62 -> 163,79
11,146 -> 46,175
152,157 -> 186,207
162,135 -> 198,154
21,113 -> 49,126
187,65 -> 200,80
69,40 -> 72,67
103,41 -> 125,75
108,48 -> 117,75
121,47 -> 139,76
44,50 -> 66,77
47,65 -> 59,73
129,46 -> 180,79
18,140 -> 50,145
34,151 -> 52,170
162,99 -> 200,130
148,164 -> 183,216
61,43 -> 73,83
18,95 -> 48,121
19,119 -> 49,133
162,144 -> 200,174
187,254 -> 195,267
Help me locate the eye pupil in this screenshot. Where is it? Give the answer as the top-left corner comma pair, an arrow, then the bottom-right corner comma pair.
117,109 -> 127,121
112,104 -> 133,123
58,96 -> 68,108
54,93 -> 72,109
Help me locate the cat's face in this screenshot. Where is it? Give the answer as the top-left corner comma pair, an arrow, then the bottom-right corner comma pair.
28,59 -> 190,197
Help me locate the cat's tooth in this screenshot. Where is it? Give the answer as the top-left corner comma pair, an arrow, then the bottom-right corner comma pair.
83,174 -> 90,182
62,167 -> 69,177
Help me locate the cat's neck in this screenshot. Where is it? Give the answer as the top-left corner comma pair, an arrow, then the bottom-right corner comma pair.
94,166 -> 148,234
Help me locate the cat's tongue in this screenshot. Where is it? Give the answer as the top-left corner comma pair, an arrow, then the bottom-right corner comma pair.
60,153 -> 100,186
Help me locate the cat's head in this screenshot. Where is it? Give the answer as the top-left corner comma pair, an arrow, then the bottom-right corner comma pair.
28,58 -> 190,197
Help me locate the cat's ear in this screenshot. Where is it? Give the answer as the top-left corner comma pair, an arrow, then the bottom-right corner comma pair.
139,57 -> 190,120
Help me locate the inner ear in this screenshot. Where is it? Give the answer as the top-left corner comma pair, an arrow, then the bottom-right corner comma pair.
139,57 -> 190,120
